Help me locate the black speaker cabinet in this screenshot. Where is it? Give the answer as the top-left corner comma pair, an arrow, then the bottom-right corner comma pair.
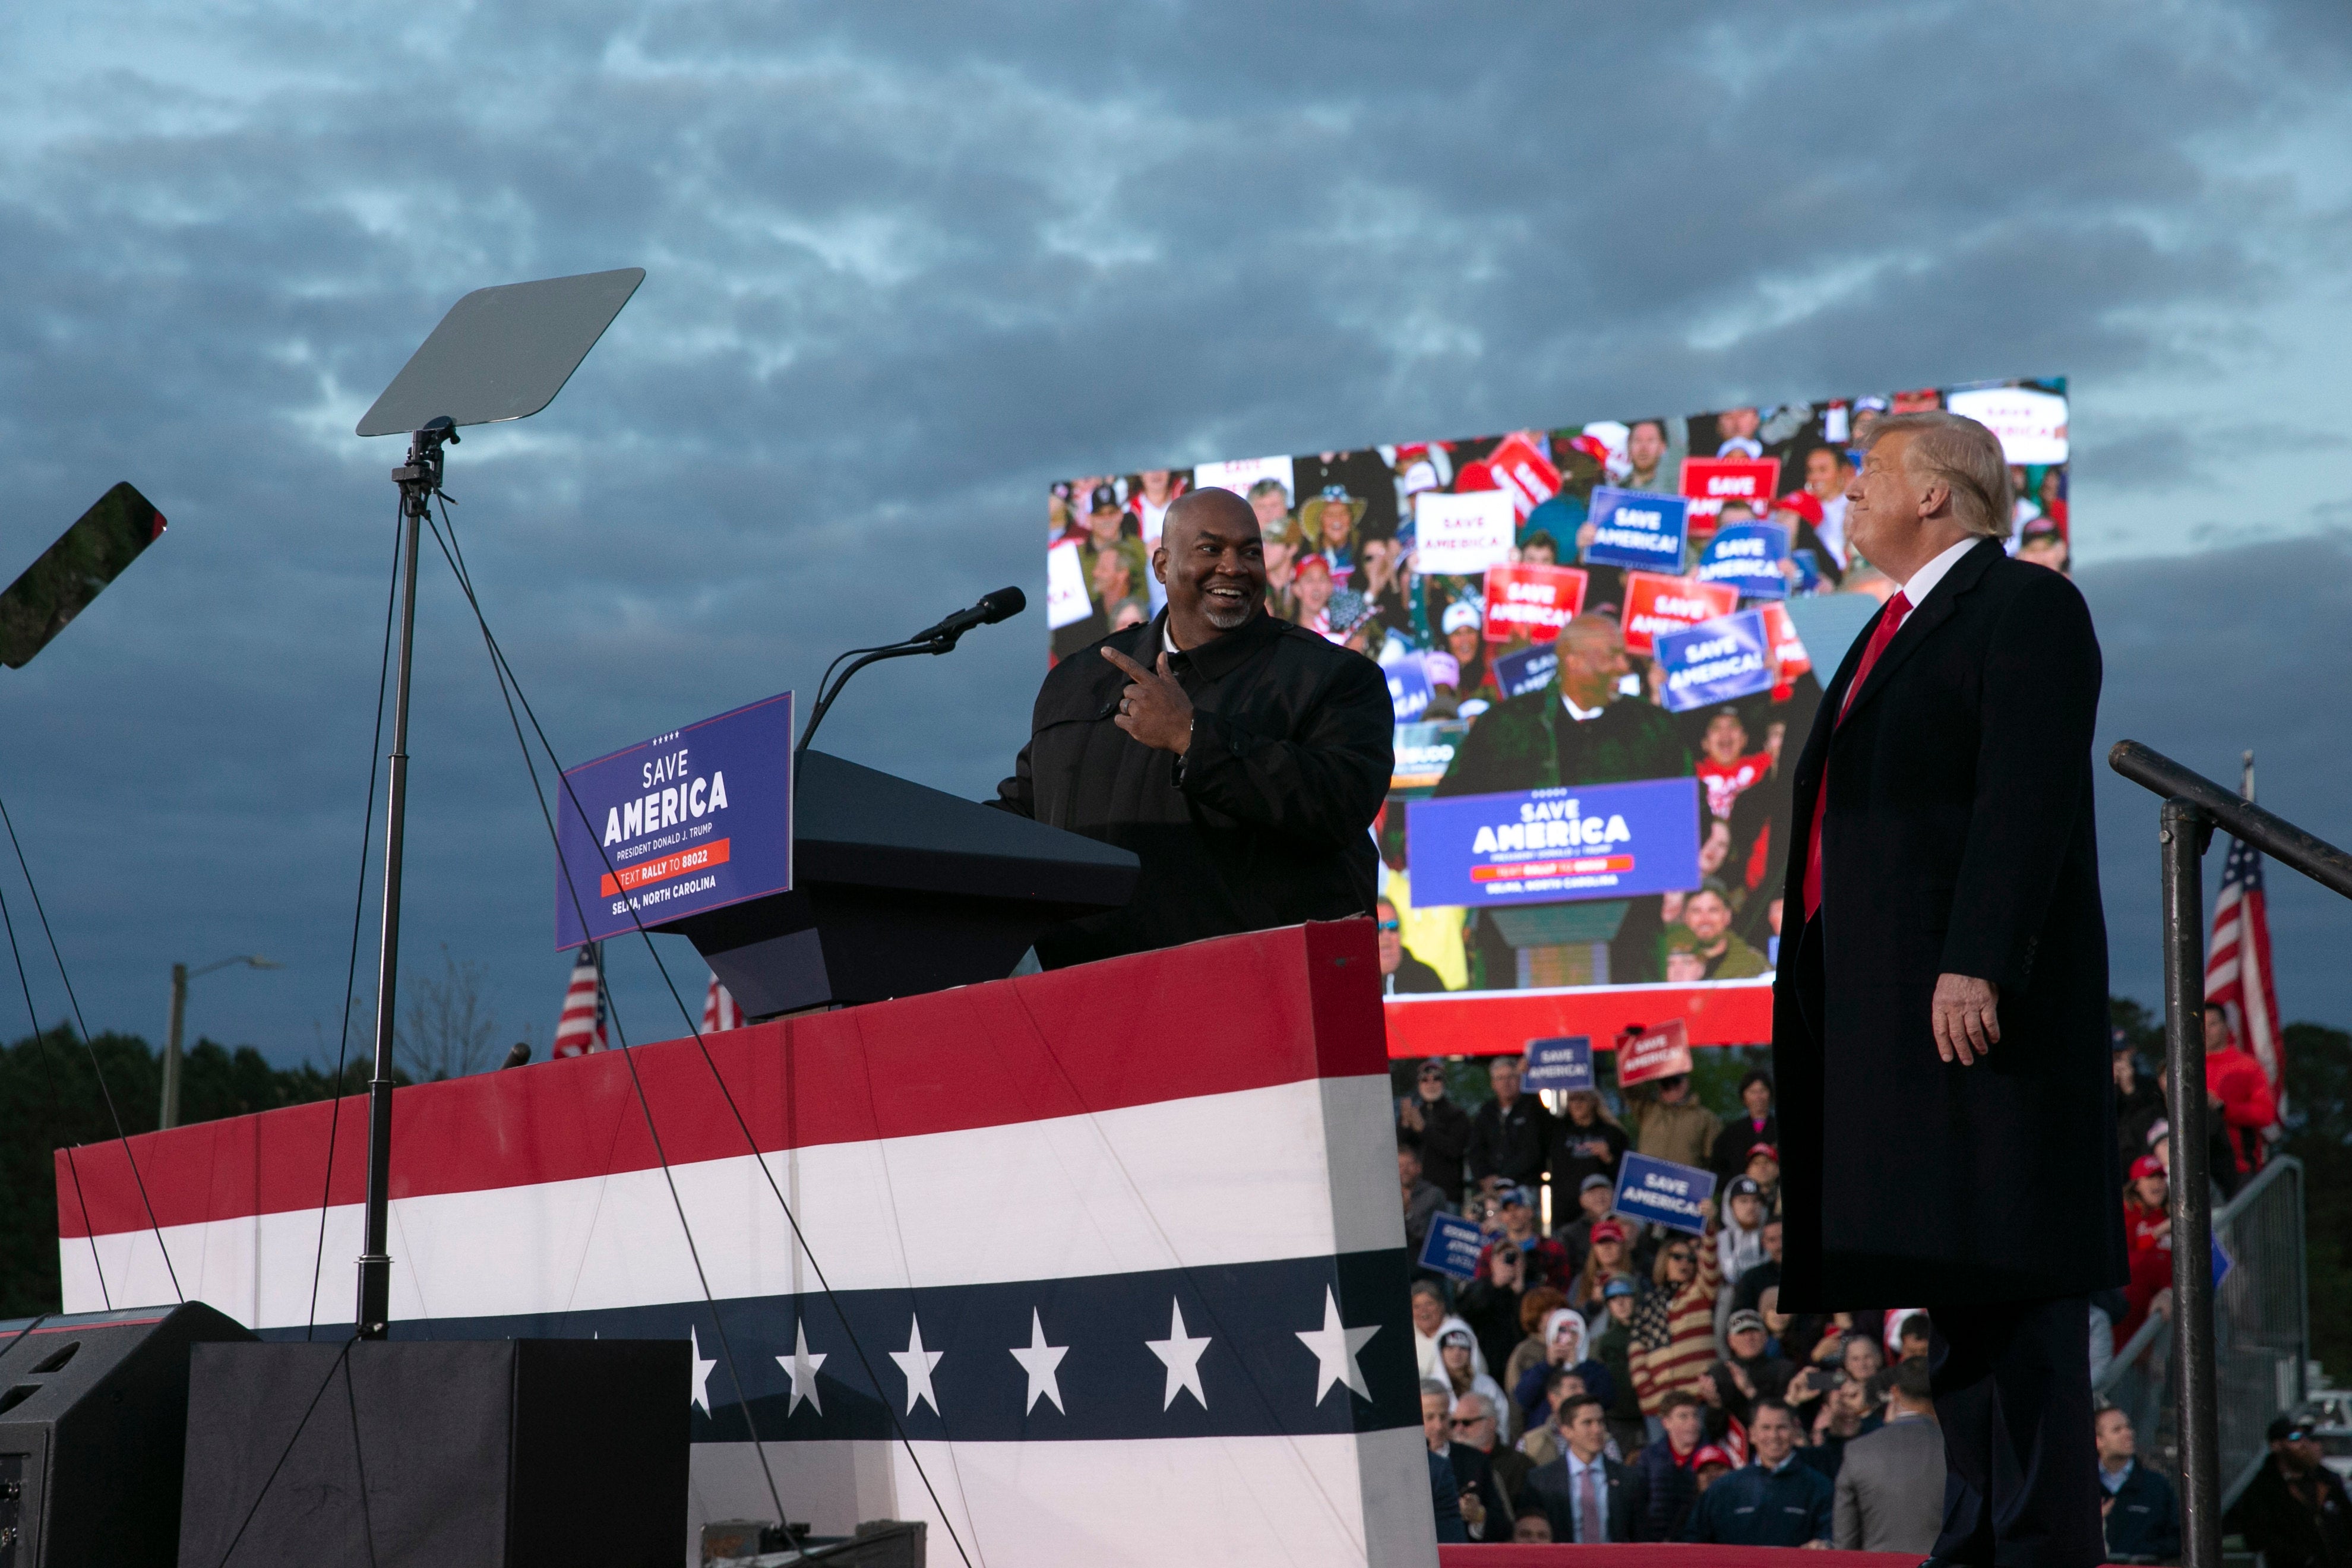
177,1339 -> 687,1568
0,1300 -> 255,1568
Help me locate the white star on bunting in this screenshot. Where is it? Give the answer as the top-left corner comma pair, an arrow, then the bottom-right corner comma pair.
777,1321 -> 827,1417
1296,1287 -> 1380,1404
1010,1308 -> 1068,1414
689,1325 -> 717,1416
1145,1298 -> 1212,1411
889,1315 -> 946,1415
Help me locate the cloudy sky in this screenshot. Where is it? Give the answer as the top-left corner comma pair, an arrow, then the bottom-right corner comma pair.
2,1 -> 2349,1085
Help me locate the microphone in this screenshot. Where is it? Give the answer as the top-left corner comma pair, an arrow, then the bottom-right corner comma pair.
910,586 -> 1026,646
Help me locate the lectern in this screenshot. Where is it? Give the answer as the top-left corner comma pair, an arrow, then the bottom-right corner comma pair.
658,750 -> 1140,1018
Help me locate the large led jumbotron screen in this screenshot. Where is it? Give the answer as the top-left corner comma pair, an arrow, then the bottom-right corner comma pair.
1044,379 -> 2070,1055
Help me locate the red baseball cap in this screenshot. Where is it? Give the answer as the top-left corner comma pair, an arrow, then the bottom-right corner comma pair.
1772,491 -> 1825,526
1747,1143 -> 1779,1162
1692,1445 -> 1733,1470
2130,1154 -> 2166,1181
1591,1221 -> 1627,1244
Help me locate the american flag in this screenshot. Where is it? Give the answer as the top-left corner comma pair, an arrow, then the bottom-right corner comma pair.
701,972 -> 742,1033
2206,832 -> 2283,1100
552,941 -> 607,1057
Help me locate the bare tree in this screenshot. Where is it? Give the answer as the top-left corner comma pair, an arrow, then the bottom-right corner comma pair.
396,945 -> 500,1082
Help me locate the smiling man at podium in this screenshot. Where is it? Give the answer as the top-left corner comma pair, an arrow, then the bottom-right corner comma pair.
995,486 -> 1393,968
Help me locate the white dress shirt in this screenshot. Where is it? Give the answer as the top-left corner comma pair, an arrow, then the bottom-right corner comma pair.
1898,535 -> 1981,609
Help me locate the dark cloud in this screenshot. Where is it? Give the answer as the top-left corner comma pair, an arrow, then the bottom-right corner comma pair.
0,0 -> 2345,1074
2084,538 -> 2352,1022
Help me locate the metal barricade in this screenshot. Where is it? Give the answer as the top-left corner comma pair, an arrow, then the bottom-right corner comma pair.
2095,1156 -> 2308,1512
2109,739 -> 2351,1568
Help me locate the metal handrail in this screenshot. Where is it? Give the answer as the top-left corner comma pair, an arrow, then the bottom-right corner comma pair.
2094,1153 -> 2307,1400
2111,741 -> 2352,896
2108,739 -> 2351,1568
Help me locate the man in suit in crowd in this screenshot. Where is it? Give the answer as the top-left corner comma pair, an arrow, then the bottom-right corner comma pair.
1835,1359 -> 1948,1553
2094,1406 -> 2181,1563
1523,1395 -> 1642,1542
1773,410 -> 2126,1567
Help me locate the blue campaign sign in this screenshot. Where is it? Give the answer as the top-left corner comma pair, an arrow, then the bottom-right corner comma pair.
1583,486 -> 1690,571
1418,1211 -> 1487,1281
1523,1036 -> 1594,1093
1613,1153 -> 1716,1237
2212,1235 -> 2233,1289
1790,548 -> 1823,595
1405,776 -> 1702,908
1695,522 -> 1791,600
1655,610 -> 1776,714
1492,644 -> 1558,700
1386,655 -> 1434,722
554,690 -> 795,949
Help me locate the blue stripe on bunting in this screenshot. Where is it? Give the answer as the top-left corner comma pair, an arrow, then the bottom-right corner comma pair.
276,1248 -> 1418,1443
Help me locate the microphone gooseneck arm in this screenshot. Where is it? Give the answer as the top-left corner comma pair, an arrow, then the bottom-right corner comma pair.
795,587 -> 1028,759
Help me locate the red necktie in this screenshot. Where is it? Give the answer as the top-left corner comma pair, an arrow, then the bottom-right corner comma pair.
1802,590 -> 1911,921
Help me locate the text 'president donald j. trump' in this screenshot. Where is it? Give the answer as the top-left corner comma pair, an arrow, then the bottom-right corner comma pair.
1772,410 -> 2126,1568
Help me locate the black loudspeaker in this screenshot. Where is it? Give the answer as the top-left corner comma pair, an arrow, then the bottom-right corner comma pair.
177,1339 -> 687,1568
0,1300 -> 255,1568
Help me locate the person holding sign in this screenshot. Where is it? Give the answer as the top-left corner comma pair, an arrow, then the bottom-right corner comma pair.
994,486 -> 1392,968
1773,411 -> 2122,1568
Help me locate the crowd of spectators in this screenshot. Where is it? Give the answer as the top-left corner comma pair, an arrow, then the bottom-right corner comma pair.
1402,1054 -> 2193,1556
1051,385 -> 2072,997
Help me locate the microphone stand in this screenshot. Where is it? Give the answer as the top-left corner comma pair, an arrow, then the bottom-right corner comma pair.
794,622 -> 978,762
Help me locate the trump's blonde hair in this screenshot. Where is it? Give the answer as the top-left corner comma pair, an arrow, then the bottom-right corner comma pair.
1864,410 -> 2012,539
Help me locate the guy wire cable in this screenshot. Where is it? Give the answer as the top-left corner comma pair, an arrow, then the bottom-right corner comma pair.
423,508 -> 790,1534
428,508 -> 978,1568
0,791 -> 179,1304
0,877 -> 109,1308
306,499 -> 404,1339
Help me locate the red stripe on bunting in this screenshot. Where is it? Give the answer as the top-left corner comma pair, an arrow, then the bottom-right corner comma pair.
60,921 -> 1382,1237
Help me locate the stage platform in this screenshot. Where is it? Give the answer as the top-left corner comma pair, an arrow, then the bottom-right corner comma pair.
1439,1552 -> 2015,1566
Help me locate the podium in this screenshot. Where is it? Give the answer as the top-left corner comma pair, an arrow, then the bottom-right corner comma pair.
654,750 -> 1140,1018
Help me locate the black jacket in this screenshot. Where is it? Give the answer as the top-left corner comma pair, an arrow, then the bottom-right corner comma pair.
1774,542 -> 2128,1308
1548,1116 -> 1629,1226
1633,1441 -> 1701,1542
1383,949 -> 1448,994
1445,1441 -> 1513,1542
1468,1093 -> 1554,1191
995,608 -> 1392,968
1711,1111 -> 1779,1187
1524,1452 -> 1642,1543
1407,1094 -> 1475,1203
2100,1461 -> 2182,1562
1427,1449 -> 1469,1543
2227,1459 -> 2352,1568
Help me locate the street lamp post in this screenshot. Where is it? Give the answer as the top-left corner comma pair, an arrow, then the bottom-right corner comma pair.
160,954 -> 282,1130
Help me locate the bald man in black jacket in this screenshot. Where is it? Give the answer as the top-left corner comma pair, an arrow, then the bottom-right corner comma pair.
995,487 -> 1392,968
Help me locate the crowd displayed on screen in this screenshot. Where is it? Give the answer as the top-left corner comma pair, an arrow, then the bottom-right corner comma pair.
1047,380 -> 2071,998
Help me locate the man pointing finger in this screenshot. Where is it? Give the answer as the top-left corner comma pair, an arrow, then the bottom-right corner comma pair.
994,486 -> 1393,968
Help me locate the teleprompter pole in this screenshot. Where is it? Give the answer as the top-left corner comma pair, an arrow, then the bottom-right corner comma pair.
355,421 -> 450,1340
2161,796 -> 2221,1568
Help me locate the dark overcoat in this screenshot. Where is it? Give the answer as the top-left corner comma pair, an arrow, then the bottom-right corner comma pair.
1772,539 -> 2127,1309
